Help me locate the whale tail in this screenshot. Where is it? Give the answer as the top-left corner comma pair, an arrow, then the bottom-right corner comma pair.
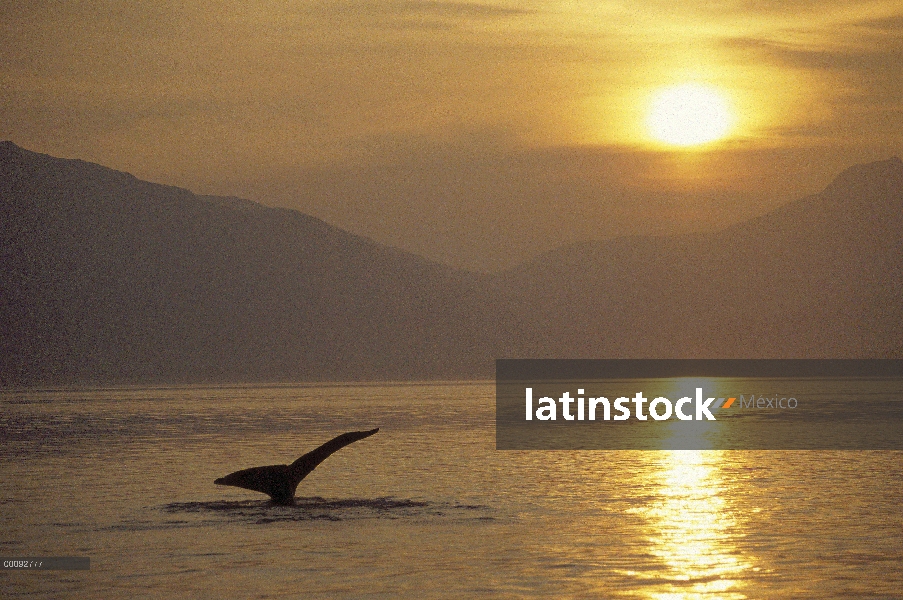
214,428 -> 379,506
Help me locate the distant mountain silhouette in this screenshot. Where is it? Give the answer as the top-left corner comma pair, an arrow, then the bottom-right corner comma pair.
0,142 -> 517,384
491,156 -> 903,358
1,141 -> 901,385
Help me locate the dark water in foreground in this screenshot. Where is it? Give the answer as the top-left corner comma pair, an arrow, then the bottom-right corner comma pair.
1,383 -> 901,598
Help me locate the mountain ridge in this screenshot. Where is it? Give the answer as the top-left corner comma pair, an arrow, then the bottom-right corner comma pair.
504,154 -> 903,276
1,142 -> 509,385
491,153 -> 903,359
2,141 -> 901,385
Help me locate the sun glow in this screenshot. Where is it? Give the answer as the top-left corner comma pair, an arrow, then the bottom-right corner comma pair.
646,84 -> 734,148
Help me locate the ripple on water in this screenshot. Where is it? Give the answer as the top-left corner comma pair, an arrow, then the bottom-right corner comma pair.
160,496 -> 495,525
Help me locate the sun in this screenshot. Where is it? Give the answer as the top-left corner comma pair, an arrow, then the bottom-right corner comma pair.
646,84 -> 734,147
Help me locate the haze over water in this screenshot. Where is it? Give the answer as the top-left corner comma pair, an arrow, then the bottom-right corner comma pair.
2,383 -> 900,598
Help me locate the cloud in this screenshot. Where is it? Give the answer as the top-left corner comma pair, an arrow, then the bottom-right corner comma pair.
296,0 -> 537,33
392,1 -> 535,19
723,36 -> 903,74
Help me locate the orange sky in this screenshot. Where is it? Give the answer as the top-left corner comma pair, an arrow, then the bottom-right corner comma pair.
2,1 -> 901,270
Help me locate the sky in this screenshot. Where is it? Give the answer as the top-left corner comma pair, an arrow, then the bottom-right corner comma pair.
2,0 -> 902,271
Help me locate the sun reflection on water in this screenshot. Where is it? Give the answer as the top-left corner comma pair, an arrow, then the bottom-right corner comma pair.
639,450 -> 752,599
631,378 -> 752,598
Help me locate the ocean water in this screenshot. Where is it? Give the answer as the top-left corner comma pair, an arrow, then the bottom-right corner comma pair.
1,383 -> 901,598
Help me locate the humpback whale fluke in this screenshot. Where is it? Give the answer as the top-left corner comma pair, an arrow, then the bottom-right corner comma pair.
214,428 -> 379,506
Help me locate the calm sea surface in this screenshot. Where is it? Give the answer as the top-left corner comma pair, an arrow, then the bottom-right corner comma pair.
1,383 -> 901,598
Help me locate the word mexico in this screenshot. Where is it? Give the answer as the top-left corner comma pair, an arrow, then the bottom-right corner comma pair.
496,359 -> 903,450
524,388 -> 799,422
